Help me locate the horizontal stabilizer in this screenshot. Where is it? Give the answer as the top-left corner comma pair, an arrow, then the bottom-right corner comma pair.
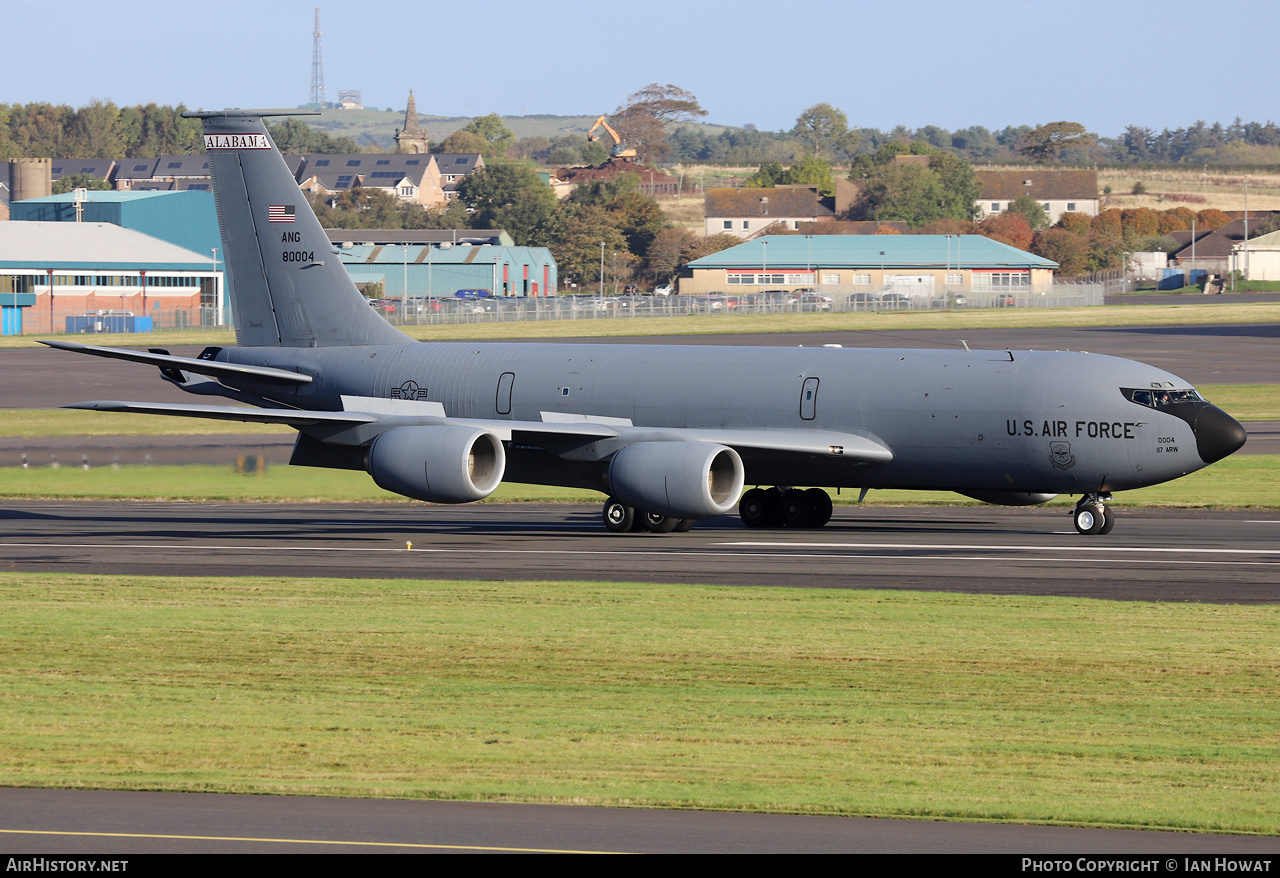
40,341 -> 312,385
63,400 -> 374,427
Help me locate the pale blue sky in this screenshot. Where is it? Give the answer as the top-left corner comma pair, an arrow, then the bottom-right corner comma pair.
9,0 -> 1276,137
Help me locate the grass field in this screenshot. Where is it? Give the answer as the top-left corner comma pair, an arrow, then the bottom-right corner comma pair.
0,454 -> 1274,507
7,300 -> 1280,349
2,573 -> 1277,832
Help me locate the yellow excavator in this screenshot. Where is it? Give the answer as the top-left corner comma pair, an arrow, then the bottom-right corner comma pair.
587,115 -> 638,162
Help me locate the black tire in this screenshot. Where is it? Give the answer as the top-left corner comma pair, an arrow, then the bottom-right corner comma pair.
1074,503 -> 1104,535
644,512 -> 678,533
673,518 -> 696,532
805,488 -> 833,527
782,490 -> 816,528
739,488 -> 769,528
1098,505 -> 1116,535
761,487 -> 786,527
603,497 -> 634,533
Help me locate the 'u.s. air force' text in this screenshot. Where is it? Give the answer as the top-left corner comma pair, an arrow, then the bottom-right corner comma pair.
1007,419 -> 1142,439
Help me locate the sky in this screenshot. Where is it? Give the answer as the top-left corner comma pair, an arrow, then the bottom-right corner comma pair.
8,0 -> 1277,139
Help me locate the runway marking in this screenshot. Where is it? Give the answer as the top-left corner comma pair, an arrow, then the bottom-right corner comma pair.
0,828 -> 621,854
1,542 -> 1277,569
720,541 -> 1280,556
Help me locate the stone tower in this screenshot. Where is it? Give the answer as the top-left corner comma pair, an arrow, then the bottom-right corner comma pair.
394,90 -> 430,154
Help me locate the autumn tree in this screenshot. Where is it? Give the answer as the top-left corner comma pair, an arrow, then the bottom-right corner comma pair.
1196,208 -> 1231,231
1056,211 -> 1093,237
611,83 -> 707,163
1017,122 -> 1094,163
978,212 -> 1034,251
1031,229 -> 1090,275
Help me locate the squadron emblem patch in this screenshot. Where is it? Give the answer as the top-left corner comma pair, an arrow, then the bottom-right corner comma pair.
1049,440 -> 1076,470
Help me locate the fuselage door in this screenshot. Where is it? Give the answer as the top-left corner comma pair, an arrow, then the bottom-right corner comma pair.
800,377 -> 819,420
496,371 -> 515,415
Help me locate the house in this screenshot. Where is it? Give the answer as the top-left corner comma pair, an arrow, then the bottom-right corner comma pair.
704,180 -> 861,239
976,170 -> 1099,225
296,153 -> 483,208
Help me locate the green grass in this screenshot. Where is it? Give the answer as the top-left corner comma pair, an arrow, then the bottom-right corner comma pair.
1,573 -> 1277,832
1,409 -> 292,437
0,455 -> 1275,507
7,301 -> 1280,348
1200,384 -> 1280,421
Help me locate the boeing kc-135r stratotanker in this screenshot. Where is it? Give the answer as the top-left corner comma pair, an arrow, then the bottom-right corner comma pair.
45,109 -> 1247,535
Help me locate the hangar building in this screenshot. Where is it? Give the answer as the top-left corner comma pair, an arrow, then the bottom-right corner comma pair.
0,222 -> 221,335
683,234 -> 1058,300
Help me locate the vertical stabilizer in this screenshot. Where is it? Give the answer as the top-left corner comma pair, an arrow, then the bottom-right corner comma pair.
183,109 -> 411,348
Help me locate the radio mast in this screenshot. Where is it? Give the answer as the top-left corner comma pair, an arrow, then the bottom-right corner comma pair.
309,7 -> 325,107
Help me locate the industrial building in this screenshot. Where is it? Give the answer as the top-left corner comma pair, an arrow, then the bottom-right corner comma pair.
0,222 -> 222,336
682,234 -> 1057,297
335,236 -> 557,298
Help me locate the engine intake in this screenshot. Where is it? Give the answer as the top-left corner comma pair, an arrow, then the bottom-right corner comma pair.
368,425 -> 506,503
607,442 -> 745,519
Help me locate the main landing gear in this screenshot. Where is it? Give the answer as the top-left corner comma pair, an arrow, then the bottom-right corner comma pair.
1072,493 -> 1115,536
602,497 -> 696,534
739,487 -> 833,529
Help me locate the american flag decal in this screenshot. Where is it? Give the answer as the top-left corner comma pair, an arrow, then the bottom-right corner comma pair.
268,204 -> 295,223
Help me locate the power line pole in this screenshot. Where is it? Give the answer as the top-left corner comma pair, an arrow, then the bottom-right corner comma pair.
309,6 -> 325,107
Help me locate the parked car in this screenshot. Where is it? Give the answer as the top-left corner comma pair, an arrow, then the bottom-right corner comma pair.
798,293 -> 832,311
653,283 -> 673,296
995,294 -> 1017,308
879,293 -> 913,310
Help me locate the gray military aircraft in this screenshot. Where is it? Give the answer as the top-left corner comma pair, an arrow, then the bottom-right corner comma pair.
45,109 -> 1247,535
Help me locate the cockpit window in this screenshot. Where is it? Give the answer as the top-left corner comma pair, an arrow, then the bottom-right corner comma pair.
1122,387 -> 1204,408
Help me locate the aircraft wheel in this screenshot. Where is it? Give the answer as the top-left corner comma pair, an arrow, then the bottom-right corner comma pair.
761,487 -> 786,527
1098,505 -> 1116,535
782,490 -> 816,528
739,488 -> 769,528
1074,503 -> 1104,535
603,497 -> 635,533
673,518 -> 696,533
805,488 -> 833,527
644,512 -> 679,533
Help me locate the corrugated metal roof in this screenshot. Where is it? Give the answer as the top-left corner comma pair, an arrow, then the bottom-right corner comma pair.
0,222 -> 214,270
686,235 -> 1057,269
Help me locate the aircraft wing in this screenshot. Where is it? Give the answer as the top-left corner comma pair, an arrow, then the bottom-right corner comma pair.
39,341 -> 313,385
62,399 -> 891,464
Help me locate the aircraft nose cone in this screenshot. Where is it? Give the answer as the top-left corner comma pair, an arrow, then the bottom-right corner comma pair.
1194,404 -> 1247,464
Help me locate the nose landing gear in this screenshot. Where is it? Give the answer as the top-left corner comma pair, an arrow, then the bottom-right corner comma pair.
1073,494 -> 1115,535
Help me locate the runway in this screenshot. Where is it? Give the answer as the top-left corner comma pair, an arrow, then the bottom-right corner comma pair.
3,788 -> 1277,854
3,501 -> 1278,604
3,322 -> 1278,852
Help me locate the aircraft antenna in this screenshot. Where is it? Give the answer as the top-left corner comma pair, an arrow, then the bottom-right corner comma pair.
309,7 -> 325,107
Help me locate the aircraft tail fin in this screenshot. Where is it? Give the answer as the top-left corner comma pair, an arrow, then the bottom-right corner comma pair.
184,109 -> 411,348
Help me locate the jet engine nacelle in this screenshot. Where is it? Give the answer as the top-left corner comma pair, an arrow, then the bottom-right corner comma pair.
960,491 -> 1058,506
607,441 -> 745,519
368,425 -> 506,503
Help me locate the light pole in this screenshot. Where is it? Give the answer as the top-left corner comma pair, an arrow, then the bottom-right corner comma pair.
210,249 -> 220,325
599,241 -> 605,297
